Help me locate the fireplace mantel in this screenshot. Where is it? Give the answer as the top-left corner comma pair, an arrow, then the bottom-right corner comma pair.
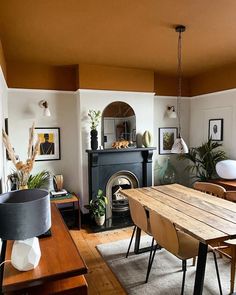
86,147 -> 156,199
86,147 -> 156,231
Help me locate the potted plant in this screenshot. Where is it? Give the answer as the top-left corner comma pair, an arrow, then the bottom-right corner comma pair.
84,189 -> 108,226
179,138 -> 227,181
88,110 -> 101,150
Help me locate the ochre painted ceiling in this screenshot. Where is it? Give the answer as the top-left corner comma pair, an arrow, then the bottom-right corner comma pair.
1,1 -> 236,77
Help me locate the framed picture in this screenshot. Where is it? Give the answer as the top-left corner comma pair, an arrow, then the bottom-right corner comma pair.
35,128 -> 61,161
159,127 -> 178,154
208,119 -> 223,141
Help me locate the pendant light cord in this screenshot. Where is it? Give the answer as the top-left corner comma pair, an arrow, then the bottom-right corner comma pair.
177,29 -> 182,137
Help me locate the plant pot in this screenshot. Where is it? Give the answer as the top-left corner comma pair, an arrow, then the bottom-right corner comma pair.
95,215 -> 105,226
90,129 -> 98,150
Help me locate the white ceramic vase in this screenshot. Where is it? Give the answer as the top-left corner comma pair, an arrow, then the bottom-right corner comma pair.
95,215 -> 105,226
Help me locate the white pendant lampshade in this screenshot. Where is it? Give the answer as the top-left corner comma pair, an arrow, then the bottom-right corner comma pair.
171,137 -> 189,154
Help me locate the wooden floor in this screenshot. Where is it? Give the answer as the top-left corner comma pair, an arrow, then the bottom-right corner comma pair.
70,226 -> 133,295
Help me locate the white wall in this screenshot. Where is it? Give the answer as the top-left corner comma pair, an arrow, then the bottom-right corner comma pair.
153,95 -> 190,185
77,89 -> 155,210
7,89 -> 79,192
7,85 -> 235,212
0,68 -> 8,192
190,89 -> 236,158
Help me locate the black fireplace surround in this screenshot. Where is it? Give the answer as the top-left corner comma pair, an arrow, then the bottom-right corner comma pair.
86,147 -> 155,230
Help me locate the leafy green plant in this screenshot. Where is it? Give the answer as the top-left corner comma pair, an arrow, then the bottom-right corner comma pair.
179,138 -> 227,181
27,170 -> 51,189
88,110 -> 101,130
84,189 -> 108,218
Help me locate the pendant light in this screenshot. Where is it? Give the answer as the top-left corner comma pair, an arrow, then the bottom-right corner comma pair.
171,25 -> 189,154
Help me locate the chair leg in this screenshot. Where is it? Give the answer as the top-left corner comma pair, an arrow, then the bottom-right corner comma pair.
126,225 -> 137,258
145,238 -> 157,283
212,251 -> 223,295
230,245 -> 236,294
181,260 -> 187,295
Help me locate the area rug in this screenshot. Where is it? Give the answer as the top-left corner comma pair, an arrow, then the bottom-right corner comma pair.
96,235 -> 231,294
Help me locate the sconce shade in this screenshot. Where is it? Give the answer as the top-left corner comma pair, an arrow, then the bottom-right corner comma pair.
171,137 -> 189,154
43,107 -> 51,117
39,100 -> 51,117
166,106 -> 177,118
0,189 -> 51,240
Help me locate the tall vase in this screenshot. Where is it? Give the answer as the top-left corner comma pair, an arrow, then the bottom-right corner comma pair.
90,129 -> 98,150
160,158 -> 177,184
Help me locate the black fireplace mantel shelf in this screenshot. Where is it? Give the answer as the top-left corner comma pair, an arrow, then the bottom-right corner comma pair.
86,147 -> 156,154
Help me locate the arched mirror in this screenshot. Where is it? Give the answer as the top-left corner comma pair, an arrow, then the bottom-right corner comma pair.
102,101 -> 136,149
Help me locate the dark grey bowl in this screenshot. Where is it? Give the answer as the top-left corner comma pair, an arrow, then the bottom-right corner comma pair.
0,189 -> 51,240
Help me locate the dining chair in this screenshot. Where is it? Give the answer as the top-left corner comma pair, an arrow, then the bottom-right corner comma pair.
148,210 -> 222,295
224,191 -> 236,202
194,182 -> 236,293
193,181 -> 226,198
126,197 -> 157,283
219,190 -> 236,293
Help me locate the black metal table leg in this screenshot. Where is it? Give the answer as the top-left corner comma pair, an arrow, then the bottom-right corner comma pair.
193,242 -> 208,295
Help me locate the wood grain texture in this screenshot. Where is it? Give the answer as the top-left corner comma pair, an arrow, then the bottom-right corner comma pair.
50,194 -> 78,205
70,227 -> 133,295
5,275 -> 88,295
2,204 -> 87,293
121,184 -> 236,244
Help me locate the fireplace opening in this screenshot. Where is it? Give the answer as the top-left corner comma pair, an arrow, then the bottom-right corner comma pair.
106,171 -> 139,219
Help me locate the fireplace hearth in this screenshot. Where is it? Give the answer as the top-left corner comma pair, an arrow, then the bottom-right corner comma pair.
86,147 -> 155,231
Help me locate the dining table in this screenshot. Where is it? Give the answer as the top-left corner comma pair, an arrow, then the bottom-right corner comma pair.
121,183 -> 236,295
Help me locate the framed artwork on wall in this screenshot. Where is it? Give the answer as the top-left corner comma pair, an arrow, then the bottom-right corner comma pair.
159,127 -> 178,154
208,119 -> 223,141
34,127 -> 61,161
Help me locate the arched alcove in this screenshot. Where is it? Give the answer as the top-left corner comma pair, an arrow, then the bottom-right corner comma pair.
102,101 -> 136,148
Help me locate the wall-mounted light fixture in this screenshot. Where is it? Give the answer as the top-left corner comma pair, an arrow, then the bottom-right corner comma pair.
166,106 -> 177,118
39,100 -> 51,117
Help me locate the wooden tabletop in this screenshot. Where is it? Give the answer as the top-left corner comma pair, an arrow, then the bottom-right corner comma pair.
121,183 -> 236,244
2,204 -> 87,293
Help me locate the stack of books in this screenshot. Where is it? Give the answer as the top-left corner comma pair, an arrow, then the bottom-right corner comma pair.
50,189 -> 68,198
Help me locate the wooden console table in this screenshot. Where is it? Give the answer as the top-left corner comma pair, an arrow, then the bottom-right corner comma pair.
2,204 -> 88,294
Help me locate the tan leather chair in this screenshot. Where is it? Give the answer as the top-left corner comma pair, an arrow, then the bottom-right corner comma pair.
126,197 -> 155,283
148,210 -> 222,295
193,181 -> 226,198
193,181 -> 236,292
224,191 -> 236,202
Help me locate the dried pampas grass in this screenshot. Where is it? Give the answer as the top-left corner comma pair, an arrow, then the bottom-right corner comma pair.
2,122 -> 40,186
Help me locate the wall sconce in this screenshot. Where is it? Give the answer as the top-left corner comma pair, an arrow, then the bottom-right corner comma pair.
39,100 -> 51,117
166,106 -> 177,118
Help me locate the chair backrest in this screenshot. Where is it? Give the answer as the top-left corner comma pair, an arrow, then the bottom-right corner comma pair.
149,209 -> 179,255
224,191 -> 236,202
128,197 -> 150,234
193,181 -> 226,198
